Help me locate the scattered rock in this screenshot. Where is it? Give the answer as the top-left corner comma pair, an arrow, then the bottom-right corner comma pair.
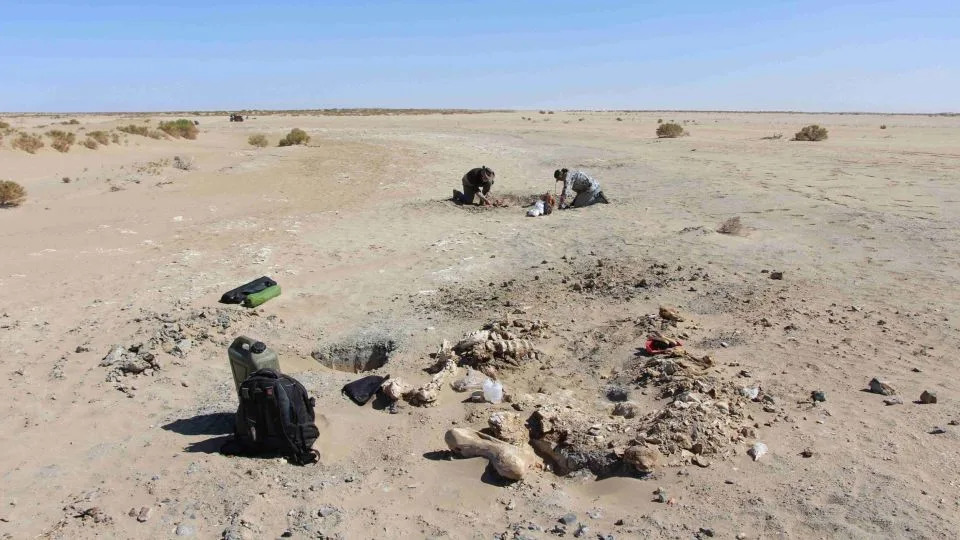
692,455 -> 711,468
623,445 -> 660,473
75,345 -> 90,353
653,487 -> 668,503
800,448 -> 814,458
883,396 -> 903,406
318,505 -> 338,518
769,271 -> 783,280
699,528 -> 715,538
611,401 -> 640,419
136,506 -> 151,522
811,390 -> 826,402
658,306 -> 684,322
868,378 -> 896,396
573,523 -> 589,538
748,442 -> 768,461
559,513 -> 577,526
175,523 -> 195,536
919,390 -> 937,404
605,385 -> 630,402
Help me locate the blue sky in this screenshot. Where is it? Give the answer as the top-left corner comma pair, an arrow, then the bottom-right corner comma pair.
1,0 -> 957,112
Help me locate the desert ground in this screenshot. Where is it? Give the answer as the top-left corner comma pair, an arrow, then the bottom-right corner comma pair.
1,110 -> 958,539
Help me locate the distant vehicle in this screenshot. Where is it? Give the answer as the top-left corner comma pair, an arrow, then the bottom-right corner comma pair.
230,114 -> 244,122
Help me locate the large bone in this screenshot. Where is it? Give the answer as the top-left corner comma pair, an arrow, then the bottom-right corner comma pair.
444,428 -> 536,481
405,341 -> 457,406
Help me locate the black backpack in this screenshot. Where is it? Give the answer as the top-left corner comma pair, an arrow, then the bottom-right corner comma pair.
226,368 -> 320,465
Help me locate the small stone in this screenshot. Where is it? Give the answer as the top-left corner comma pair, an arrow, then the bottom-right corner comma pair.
736,535 -> 746,540
180,380 -> 189,388
769,271 -> 783,280
615,519 -> 625,526
658,306 -> 684,322
280,531 -> 293,538
653,487 -> 667,503
75,345 -> 90,353
919,390 -> 937,404
699,528 -> 715,537
929,427 -> 947,435
573,524 -> 588,538
136,506 -> 151,522
175,524 -> 195,536
800,448 -> 814,458
869,378 -> 896,396
949,420 -> 958,426
623,445 -> 660,472
505,500 -> 516,511
559,513 -> 577,526
612,402 -> 640,419
318,505 -> 337,518
811,390 -> 826,402
883,396 -> 903,406
692,455 -> 711,468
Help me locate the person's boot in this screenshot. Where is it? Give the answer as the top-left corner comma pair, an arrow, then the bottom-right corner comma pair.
597,191 -> 610,204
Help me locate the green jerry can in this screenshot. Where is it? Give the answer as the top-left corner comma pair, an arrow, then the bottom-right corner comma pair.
228,336 -> 281,395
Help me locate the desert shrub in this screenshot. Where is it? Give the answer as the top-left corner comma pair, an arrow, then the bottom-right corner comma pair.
118,124 -> 150,136
539,110 -> 546,114
657,118 -> 663,124
88,131 -> 110,145
62,176 -> 72,183
547,110 -> 554,114
792,124 -> 828,141
717,216 -> 744,235
761,133 -> 783,140
0,121 -> 9,129
81,138 -> 98,149
62,119 -> 80,125
880,124 -> 887,130
172,156 -> 195,170
111,133 -> 120,144
46,130 -> 76,152
248,134 -> 269,147
278,128 -> 310,147
12,133 -> 44,153
147,129 -> 165,139
158,119 -> 198,139
0,180 -> 27,207
616,117 -> 623,121
656,123 -> 685,138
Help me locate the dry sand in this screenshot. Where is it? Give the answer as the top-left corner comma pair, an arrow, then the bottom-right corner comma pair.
1,111 -> 958,539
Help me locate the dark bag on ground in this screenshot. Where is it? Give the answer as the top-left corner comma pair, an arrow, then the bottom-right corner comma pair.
342,375 -> 388,405
223,368 -> 320,465
220,276 -> 277,304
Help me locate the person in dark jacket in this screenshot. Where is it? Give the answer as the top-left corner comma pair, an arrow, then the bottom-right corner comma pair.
454,166 -> 495,205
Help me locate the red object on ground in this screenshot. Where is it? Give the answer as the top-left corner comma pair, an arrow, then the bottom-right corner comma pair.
645,338 -> 682,355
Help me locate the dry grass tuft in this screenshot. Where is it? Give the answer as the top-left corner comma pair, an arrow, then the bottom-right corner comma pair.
46,130 -> 76,152
12,133 -> 44,153
81,138 -> 98,149
88,131 -> 110,145
761,133 -> 783,140
0,180 -> 27,207
158,119 -> 198,139
792,124 -> 828,141
62,119 -> 80,125
880,124 -> 887,130
62,176 -> 72,183
248,134 -> 269,148
656,123 -> 685,138
717,216 -> 744,235
172,156 -> 195,170
278,128 -> 310,147
0,121 -> 9,129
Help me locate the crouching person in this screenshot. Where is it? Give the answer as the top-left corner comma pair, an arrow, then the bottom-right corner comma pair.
555,168 -> 609,209
454,166 -> 495,205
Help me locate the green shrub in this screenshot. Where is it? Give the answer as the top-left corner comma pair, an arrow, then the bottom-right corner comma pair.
248,134 -> 269,147
0,180 -> 27,207
278,128 -> 310,147
656,123 -> 685,138
118,124 -> 150,136
158,119 -> 198,139
12,133 -> 44,153
46,130 -> 76,152
88,131 -> 110,145
792,124 -> 828,141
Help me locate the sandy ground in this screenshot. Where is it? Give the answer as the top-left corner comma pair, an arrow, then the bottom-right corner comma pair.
1,111 -> 958,539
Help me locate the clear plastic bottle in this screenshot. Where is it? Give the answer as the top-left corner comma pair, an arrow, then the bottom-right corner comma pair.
482,378 -> 504,404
